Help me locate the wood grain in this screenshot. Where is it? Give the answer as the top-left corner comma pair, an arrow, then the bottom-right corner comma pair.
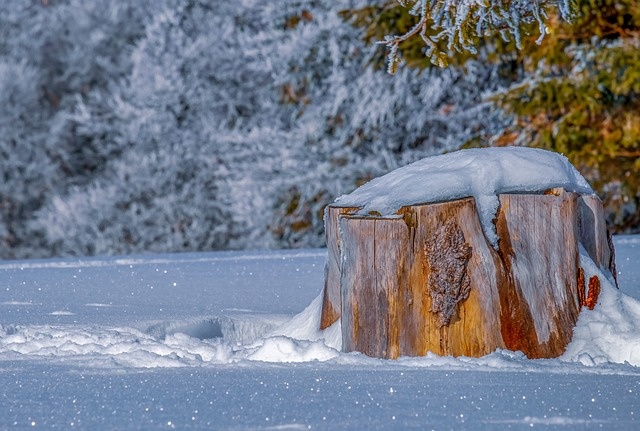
320,205 -> 358,330
322,190 -> 612,359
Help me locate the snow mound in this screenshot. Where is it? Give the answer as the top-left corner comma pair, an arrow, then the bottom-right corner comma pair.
335,147 -> 593,245
270,293 -> 342,351
0,310 -> 339,368
246,337 -> 339,363
144,314 -> 286,345
562,252 -> 640,366
0,324 -> 234,368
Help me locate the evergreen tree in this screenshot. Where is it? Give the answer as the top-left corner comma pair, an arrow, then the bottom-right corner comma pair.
490,0 -> 640,231
345,0 -> 573,71
346,0 -> 640,232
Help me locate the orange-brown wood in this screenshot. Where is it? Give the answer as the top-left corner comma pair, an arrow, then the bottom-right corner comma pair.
494,190 -> 581,358
586,276 -> 601,310
578,194 -> 618,288
339,198 -> 506,358
339,216 -> 408,358
322,189 -> 614,359
577,267 -> 586,307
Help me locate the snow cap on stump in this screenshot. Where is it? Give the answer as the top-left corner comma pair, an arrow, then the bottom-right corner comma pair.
334,147 -> 594,246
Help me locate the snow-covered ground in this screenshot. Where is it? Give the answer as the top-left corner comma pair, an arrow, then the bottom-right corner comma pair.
1,236 -> 639,430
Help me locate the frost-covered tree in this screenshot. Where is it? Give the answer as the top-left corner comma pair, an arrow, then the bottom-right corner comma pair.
252,2 -> 508,248
0,0 -> 165,257
0,60 -> 53,253
3,0 -> 510,257
362,0 -> 574,71
31,2 -> 244,255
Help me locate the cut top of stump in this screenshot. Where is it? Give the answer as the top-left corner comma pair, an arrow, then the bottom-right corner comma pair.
333,147 -> 594,246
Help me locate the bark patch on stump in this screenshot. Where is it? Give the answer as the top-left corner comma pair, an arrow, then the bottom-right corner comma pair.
424,219 -> 472,327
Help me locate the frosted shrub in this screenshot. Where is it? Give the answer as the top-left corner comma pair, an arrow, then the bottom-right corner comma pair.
0,0 -> 166,257
4,0 -> 505,257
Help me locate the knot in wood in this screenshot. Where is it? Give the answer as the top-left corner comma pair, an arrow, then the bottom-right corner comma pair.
424,219 -> 472,327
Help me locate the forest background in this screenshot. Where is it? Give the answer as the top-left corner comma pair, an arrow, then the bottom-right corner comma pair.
1,0 -> 638,259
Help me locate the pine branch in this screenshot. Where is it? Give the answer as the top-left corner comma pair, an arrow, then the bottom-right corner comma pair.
379,0 -> 575,74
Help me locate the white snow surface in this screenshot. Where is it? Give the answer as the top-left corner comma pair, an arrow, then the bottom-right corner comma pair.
335,147 -> 594,245
0,238 -> 639,429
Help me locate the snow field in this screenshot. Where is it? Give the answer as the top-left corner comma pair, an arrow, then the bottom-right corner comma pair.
0,240 -> 639,429
1,238 -> 640,370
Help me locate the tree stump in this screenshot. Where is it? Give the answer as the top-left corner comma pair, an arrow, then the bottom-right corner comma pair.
320,189 -> 616,359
